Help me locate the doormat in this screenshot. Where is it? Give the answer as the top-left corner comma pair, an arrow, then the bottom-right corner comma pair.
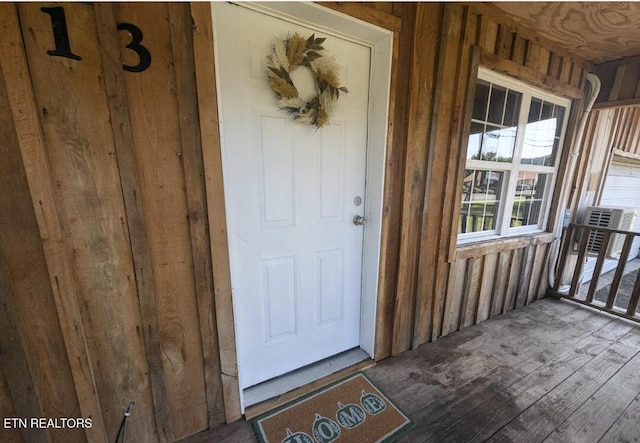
252,373 -> 413,443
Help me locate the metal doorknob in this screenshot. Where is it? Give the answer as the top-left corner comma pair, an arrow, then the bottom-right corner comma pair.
353,215 -> 365,226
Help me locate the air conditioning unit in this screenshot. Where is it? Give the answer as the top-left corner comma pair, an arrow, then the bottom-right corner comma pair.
580,206 -> 637,256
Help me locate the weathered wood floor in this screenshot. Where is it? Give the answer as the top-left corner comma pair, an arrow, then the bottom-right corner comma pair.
180,298 -> 640,443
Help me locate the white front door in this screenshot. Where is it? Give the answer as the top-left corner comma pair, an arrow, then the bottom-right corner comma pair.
213,2 -> 372,389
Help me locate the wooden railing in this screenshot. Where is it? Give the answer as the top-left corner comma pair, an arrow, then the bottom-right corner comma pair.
550,223 -> 640,323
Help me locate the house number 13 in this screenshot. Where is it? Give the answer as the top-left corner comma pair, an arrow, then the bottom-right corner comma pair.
41,6 -> 152,73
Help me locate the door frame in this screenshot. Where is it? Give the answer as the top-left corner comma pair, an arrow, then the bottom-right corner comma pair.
194,1 -> 398,421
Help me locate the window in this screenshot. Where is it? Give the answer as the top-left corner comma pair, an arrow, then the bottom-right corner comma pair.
458,68 -> 571,243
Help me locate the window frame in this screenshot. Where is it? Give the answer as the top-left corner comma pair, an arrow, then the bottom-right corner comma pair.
458,67 -> 572,245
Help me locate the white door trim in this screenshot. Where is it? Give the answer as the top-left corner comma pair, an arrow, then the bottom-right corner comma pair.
211,1 -> 393,406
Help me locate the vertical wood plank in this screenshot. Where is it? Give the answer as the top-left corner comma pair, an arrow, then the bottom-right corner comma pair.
526,45 -> 550,75
534,243 -> 552,301
511,36 -> 527,65
432,263 -> 452,341
446,40 -> 481,262
19,2 -> 162,440
392,2 -> 442,354
457,257 -> 473,329
477,252 -> 498,323
191,2 -> 241,422
373,1 -> 415,361
570,64 -> 584,89
427,4 -> 468,344
526,245 -> 542,304
619,107 -> 635,148
442,259 -> 467,336
115,3 -> 208,439
569,228 -> 590,299
548,53 -> 563,79
559,59 -> 573,84
462,257 -> 483,328
504,248 -> 524,312
0,255 -> 46,443
538,47 -> 551,75
605,234 -> 634,308
495,24 -> 514,59
477,14 -> 498,53
93,4 -> 174,442
0,5 -> 107,441
491,250 -> 511,316
627,269 -> 640,316
609,65 -> 627,101
168,2 -> 225,428
515,244 -> 535,308
413,3 -> 465,346
585,231 -> 612,303
0,366 -> 24,443
437,7 -> 481,339
0,65 -> 80,443
526,243 -> 546,304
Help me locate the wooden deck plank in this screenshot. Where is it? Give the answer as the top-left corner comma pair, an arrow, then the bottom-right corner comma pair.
482,340 -> 637,443
542,351 -> 640,443
389,315 -> 629,442
599,392 -> 640,443
179,299 -> 640,443
369,303 -> 606,409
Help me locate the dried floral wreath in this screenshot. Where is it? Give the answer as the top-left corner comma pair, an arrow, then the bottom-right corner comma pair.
267,33 -> 348,129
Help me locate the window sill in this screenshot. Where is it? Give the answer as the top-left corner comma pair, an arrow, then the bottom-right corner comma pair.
455,231 -> 556,260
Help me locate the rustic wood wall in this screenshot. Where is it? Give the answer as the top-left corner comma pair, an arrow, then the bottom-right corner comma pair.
0,1 -> 597,441
388,2 -> 590,355
572,105 -> 640,212
0,3 -> 222,442
594,57 -> 640,109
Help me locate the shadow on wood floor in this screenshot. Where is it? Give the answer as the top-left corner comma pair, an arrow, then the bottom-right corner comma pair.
180,297 -> 640,443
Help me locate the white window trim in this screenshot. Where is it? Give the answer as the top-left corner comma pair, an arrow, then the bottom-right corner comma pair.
458,67 -> 572,245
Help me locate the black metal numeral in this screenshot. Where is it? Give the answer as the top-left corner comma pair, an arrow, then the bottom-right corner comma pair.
117,22 -> 151,73
41,6 -> 82,60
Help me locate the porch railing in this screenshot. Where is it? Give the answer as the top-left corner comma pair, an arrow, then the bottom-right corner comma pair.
550,223 -> 640,323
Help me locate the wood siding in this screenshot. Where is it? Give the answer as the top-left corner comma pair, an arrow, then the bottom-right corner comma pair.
0,3 -> 219,442
572,105 -> 640,213
594,56 -> 640,109
0,2 -> 596,441
391,2 -> 589,354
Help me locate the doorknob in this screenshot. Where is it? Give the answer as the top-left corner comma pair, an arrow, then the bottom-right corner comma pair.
353,215 -> 365,226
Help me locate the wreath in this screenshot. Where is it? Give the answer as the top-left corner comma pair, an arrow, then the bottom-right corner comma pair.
267,33 -> 348,129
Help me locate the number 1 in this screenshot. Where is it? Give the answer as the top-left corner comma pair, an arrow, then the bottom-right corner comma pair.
41,6 -> 82,61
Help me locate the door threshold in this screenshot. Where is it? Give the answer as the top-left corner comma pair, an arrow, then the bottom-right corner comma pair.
243,348 -> 373,418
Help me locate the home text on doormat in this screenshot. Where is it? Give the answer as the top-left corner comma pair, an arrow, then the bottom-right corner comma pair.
252,372 -> 413,443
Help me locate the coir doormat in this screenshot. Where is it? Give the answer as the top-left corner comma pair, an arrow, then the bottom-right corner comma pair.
252,373 -> 413,443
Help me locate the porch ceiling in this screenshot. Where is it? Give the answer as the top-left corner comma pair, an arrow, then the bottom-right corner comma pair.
492,2 -> 640,65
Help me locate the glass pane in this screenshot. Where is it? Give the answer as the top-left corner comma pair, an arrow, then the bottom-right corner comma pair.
503,90 -> 522,127
528,98 -> 542,123
472,80 -> 490,121
487,84 -> 507,125
467,122 -> 484,160
554,106 -> 566,137
482,125 -> 515,162
541,101 -> 554,120
460,169 -> 504,234
511,173 -> 548,227
522,99 -> 564,166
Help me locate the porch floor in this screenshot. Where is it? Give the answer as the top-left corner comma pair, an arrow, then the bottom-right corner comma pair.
180,298 -> 640,443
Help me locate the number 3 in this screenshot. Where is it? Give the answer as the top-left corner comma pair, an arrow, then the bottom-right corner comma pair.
117,23 -> 152,73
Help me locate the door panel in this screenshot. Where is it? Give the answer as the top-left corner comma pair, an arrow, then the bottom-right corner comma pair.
213,2 -> 371,388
